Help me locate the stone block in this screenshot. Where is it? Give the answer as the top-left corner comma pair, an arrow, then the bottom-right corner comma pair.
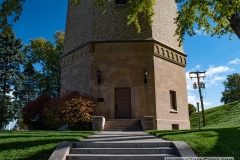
92,116 -> 105,131
141,116 -> 154,130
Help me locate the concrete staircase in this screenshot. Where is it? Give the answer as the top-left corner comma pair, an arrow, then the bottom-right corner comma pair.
49,119 -> 197,160
66,141 -> 180,160
49,131 -> 197,160
103,119 -> 143,131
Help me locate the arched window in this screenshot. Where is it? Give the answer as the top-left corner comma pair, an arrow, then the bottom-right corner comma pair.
116,0 -> 127,5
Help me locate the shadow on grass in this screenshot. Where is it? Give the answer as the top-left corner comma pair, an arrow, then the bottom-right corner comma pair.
148,126 -> 240,158
0,130 -> 96,160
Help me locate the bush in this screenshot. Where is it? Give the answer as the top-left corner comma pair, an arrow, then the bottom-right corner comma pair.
22,95 -> 52,130
21,91 -> 96,130
43,91 -> 96,130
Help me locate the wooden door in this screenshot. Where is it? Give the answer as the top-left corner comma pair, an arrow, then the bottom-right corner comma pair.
115,88 -> 131,119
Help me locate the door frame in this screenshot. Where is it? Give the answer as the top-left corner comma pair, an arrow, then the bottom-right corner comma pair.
114,87 -> 131,119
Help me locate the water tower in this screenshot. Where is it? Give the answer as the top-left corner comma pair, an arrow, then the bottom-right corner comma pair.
61,0 -> 190,130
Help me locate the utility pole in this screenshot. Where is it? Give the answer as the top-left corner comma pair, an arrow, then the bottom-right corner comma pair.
189,71 -> 206,127
196,102 -> 200,129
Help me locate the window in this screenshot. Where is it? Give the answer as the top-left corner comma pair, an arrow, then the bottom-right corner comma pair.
172,124 -> 179,130
170,90 -> 177,111
116,0 -> 127,5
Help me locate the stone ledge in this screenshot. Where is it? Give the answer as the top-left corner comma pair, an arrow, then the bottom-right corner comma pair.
172,141 -> 197,157
48,141 -> 73,160
60,40 -> 187,69
170,109 -> 178,113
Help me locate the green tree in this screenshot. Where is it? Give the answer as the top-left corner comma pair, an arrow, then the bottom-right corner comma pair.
188,103 -> 196,115
0,28 -> 24,129
221,73 -> 240,104
18,63 -> 39,105
0,0 -> 25,31
24,31 -> 64,97
175,0 -> 240,45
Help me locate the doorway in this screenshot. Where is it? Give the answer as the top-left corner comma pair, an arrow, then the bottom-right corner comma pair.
115,88 -> 131,119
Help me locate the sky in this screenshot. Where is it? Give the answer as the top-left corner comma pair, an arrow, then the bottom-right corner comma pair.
12,0 -> 240,111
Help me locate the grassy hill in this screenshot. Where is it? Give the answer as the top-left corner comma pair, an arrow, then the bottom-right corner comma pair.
190,100 -> 240,129
148,101 -> 240,158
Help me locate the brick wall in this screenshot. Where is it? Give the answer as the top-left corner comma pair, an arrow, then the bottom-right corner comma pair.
63,0 -> 183,56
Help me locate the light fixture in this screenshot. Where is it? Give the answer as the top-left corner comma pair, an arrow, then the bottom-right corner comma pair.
97,70 -> 101,84
144,70 -> 148,84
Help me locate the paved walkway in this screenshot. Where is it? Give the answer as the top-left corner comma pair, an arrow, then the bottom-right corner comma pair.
82,131 -> 164,142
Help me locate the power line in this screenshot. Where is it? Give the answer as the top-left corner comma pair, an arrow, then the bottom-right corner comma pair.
200,44 -> 240,70
209,54 -> 240,68
201,44 -> 240,69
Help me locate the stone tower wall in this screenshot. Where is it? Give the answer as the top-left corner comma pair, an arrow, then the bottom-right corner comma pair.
63,0 -> 183,57
91,3 -> 152,41
153,55 -> 189,130
61,44 -> 93,94
63,0 -> 94,56
152,0 -> 183,52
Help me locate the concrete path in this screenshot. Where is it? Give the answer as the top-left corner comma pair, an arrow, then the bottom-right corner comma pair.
82,131 -> 164,142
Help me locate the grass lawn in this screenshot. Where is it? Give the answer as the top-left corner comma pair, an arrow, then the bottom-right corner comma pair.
147,126 -> 240,158
190,101 -> 240,129
147,101 -> 240,159
0,130 -> 97,160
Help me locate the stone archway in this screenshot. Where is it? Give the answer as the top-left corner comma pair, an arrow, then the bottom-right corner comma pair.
106,68 -> 139,119
115,77 -> 131,119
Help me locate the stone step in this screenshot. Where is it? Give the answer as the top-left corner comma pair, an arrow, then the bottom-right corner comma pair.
106,119 -> 140,121
104,125 -> 142,127
49,131 -> 197,160
104,126 -> 141,128
73,142 -> 174,148
103,128 -> 143,131
104,123 -> 141,125
70,147 -> 176,154
106,120 -> 141,122
105,121 -> 141,123
105,123 -> 141,125
104,127 -> 142,130
66,154 -> 179,160
105,121 -> 141,125
104,127 -> 142,129
105,122 -> 141,124
104,129 -> 143,131
104,119 -> 142,131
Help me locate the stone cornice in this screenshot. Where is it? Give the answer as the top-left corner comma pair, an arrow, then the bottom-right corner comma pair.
61,39 -> 186,59
60,41 -> 187,69
60,44 -> 92,69
154,43 -> 186,67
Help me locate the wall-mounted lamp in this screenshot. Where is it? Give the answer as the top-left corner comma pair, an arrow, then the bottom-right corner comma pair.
144,70 -> 148,84
97,70 -> 101,84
